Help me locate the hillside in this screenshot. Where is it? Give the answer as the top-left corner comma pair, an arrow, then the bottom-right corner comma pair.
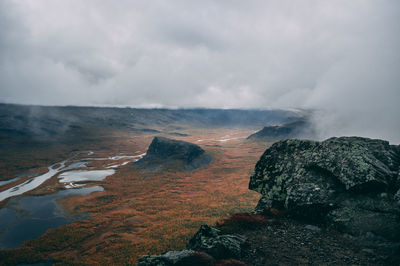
0,103 -> 306,141
0,103 -> 307,182
139,136 -> 400,265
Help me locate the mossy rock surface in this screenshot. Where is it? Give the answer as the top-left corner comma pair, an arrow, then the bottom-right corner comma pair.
249,136 -> 400,240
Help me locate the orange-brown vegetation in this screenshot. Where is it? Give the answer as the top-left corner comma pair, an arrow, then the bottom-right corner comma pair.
216,212 -> 269,233
0,128 -> 269,265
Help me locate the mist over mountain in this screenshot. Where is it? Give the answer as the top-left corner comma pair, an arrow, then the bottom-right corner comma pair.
0,1 -> 399,142
0,103 -> 306,141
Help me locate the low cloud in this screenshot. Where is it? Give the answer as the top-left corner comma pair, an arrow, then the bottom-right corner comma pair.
0,0 -> 399,142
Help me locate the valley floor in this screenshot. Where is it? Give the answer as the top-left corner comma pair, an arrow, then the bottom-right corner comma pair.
0,127 -> 265,265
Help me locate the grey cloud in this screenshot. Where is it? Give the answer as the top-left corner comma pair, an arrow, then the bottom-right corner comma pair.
0,0 -> 399,142
158,24 -> 224,50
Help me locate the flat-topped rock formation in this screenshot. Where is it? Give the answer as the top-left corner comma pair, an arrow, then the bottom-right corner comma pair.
135,136 -> 212,171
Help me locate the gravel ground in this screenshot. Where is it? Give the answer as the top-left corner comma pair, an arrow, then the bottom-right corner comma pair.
237,218 -> 399,266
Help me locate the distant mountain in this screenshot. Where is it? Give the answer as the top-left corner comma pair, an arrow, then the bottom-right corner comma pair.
0,103 -> 308,142
135,136 -> 211,171
0,103 -> 310,181
247,119 -> 316,141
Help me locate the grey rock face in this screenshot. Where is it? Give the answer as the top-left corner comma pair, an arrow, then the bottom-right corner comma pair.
187,225 -> 247,260
249,137 -> 400,240
135,136 -> 212,171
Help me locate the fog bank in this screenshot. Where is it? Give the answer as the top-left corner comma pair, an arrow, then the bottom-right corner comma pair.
0,1 -> 399,142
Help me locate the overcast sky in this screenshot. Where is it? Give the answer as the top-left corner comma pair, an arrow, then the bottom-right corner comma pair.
0,1 -> 399,142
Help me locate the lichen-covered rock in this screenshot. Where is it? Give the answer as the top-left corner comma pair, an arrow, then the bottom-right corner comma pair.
249,136 -> 400,240
187,225 -> 247,260
138,250 -> 214,266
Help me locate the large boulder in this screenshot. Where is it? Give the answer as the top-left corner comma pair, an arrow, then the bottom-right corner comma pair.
187,225 -> 246,260
135,136 -> 212,171
137,225 -> 246,265
249,137 -> 400,240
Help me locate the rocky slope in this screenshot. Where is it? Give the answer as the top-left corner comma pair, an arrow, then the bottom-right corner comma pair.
247,120 -> 315,141
138,136 -> 400,265
138,214 -> 395,265
135,136 -> 212,171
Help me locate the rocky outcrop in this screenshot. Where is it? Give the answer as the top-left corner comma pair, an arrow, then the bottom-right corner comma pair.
249,136 -> 400,240
187,225 -> 246,260
247,120 -> 316,141
138,225 -> 246,265
135,136 -> 211,171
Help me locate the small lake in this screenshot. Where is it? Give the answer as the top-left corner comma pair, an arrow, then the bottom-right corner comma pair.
0,186 -> 103,250
58,169 -> 115,183
0,151 -> 142,250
